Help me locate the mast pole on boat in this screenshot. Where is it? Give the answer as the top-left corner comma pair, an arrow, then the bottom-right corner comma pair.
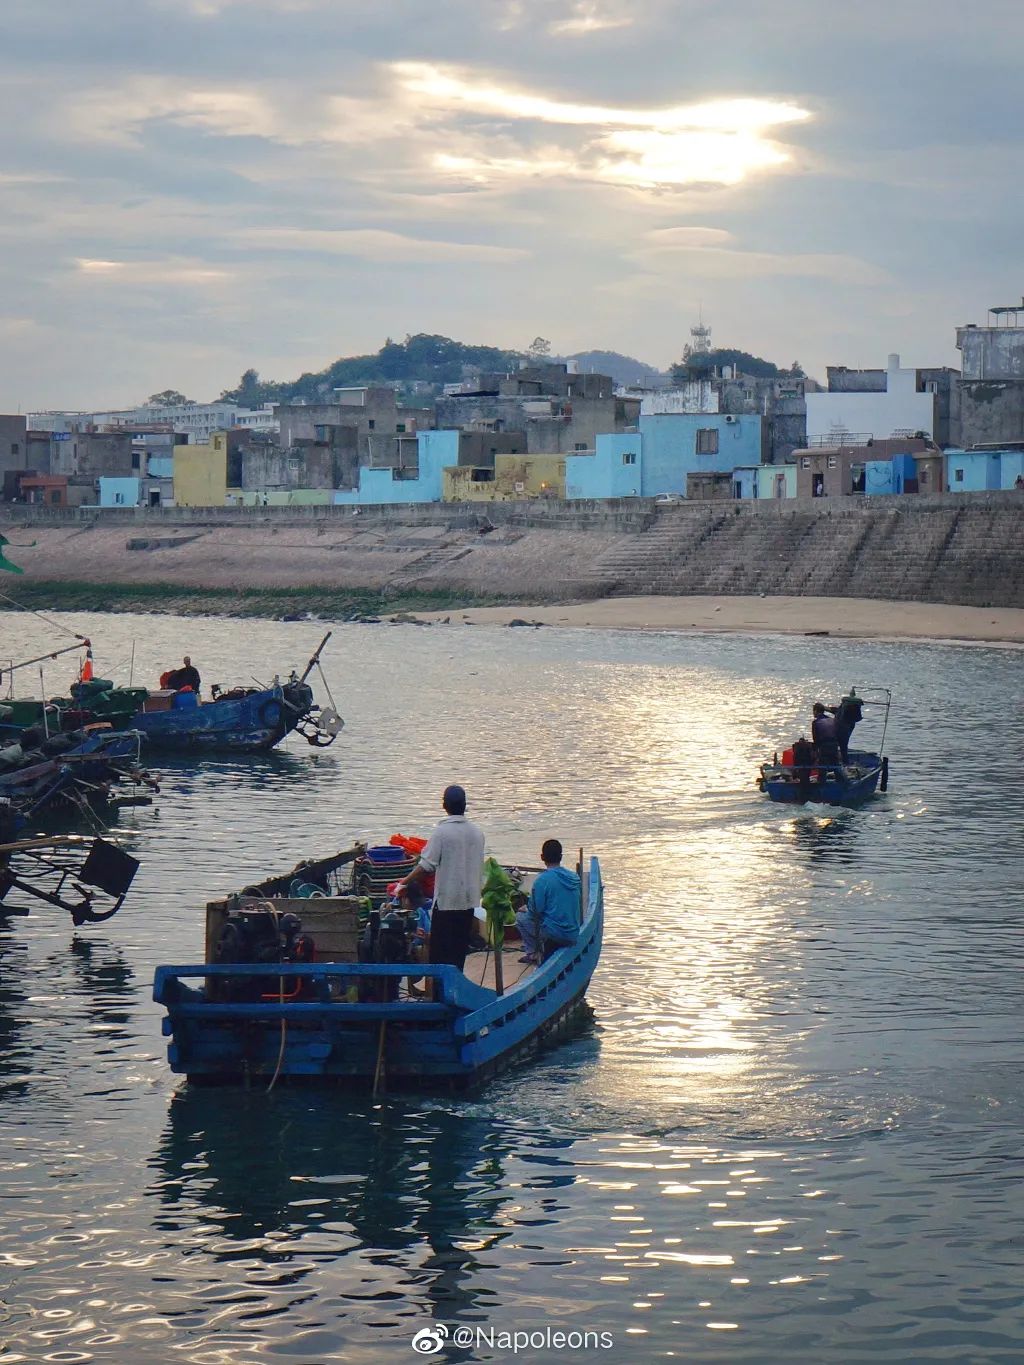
299,632 -> 333,685
0,638 -> 90,687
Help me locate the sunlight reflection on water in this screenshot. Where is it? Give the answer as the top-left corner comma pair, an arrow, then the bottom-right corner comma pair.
1,612 -> 1023,1361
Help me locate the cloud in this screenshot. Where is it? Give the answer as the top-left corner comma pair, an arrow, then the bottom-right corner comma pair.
620,229 -> 891,286
391,61 -> 809,133
548,3 -> 634,35
237,228 -> 529,263
385,62 -> 810,190
66,79 -> 293,147
74,257 -> 231,285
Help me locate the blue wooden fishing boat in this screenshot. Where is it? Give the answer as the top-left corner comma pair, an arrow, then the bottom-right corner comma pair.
0,633 -> 342,756
758,748 -> 888,806
757,685 -> 892,807
130,679 -> 330,752
153,846 -> 603,1088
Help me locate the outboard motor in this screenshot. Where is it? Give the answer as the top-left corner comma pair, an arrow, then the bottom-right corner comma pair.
357,905 -> 415,1001
213,907 -> 315,1002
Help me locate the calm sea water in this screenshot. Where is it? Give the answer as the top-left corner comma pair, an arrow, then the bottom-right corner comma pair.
1,611 -> 1022,1364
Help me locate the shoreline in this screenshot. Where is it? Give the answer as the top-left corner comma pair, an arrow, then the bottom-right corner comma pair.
418,595 -> 1024,647
3,583 -> 1024,646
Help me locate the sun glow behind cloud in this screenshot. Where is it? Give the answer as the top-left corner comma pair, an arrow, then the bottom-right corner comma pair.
391,62 -> 810,189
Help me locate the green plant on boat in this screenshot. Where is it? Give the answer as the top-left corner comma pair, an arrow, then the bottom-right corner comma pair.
480,857 -> 517,949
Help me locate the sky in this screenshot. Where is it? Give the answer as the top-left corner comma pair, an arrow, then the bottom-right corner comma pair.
1,0 -> 1022,409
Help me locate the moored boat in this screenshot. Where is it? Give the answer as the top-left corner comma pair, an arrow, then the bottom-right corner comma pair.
0,633 -> 342,755
0,728 -> 156,822
153,843 -> 603,1088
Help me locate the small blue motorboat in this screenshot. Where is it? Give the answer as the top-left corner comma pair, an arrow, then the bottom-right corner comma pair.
758,748 -> 888,806
153,845 -> 603,1088
757,686 -> 892,807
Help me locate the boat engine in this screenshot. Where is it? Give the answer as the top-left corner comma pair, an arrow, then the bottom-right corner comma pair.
357,906 -> 417,1001
213,908 -> 316,1002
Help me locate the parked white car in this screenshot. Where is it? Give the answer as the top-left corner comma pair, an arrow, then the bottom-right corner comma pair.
654,493 -> 684,505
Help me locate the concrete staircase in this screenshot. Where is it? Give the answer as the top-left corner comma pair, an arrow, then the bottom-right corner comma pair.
574,503 -> 1024,608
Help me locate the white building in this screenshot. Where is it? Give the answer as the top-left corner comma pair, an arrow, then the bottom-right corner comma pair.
638,380 -> 718,416
806,354 -> 935,445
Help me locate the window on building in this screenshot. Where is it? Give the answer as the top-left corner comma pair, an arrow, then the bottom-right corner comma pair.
11,442 -> 18,455
368,419 -> 376,430
955,468 -> 964,482
920,468 -> 929,484
800,457 -> 811,469
114,492 -> 124,504
131,452 -> 140,470
696,428 -> 719,455
827,455 -> 837,469
397,423 -> 406,433
575,442 -> 588,451
621,451 -> 637,465
49,490 -> 60,505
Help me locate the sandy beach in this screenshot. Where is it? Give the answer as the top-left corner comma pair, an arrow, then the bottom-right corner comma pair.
420,594 -> 1024,646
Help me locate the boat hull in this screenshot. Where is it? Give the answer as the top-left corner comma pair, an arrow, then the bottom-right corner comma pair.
132,683 -> 313,753
759,750 -> 886,806
153,859 -> 603,1088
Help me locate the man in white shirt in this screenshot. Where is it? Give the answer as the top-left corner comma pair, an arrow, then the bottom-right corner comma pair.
400,784 -> 485,972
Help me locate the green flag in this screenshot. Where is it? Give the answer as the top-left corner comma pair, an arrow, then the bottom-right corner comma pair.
0,533 -> 24,574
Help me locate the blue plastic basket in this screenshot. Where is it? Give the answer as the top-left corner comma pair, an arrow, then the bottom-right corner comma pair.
365,845 -> 408,864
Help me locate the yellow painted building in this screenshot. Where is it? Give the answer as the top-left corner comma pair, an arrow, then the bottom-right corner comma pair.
442,454 -> 566,502
173,432 -> 231,507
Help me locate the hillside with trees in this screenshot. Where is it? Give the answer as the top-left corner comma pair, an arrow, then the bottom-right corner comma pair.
219,334 -> 527,406
671,348 -> 805,382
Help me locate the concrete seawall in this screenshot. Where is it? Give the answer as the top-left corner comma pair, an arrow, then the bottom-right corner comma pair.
2,492 -> 1023,611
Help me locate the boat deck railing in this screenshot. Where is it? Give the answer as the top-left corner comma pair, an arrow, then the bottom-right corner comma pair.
153,961 -> 495,1018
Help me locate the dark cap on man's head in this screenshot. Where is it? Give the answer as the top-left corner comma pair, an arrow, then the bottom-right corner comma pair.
443,784 -> 467,814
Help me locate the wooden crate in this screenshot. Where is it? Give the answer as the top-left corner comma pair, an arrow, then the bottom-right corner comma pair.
205,896 -> 362,964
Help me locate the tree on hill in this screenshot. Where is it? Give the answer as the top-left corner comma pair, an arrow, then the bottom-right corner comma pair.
231,334 -> 528,404
219,368 -> 287,406
146,389 -> 193,406
670,348 -> 801,382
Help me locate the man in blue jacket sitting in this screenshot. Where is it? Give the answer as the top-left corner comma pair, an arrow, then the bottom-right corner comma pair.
516,839 -> 581,965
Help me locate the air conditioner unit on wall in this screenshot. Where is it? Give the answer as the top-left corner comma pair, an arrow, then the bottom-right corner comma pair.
724,414 -> 738,424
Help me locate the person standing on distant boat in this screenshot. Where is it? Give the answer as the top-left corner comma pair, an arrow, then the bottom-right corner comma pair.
171,656 -> 201,693
811,702 -> 842,771
398,784 -> 485,973
826,689 -> 864,763
515,839 -> 580,965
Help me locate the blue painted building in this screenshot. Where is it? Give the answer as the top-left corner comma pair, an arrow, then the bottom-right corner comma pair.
147,455 -> 174,479
732,466 -> 759,500
637,413 -> 764,496
564,415 -> 765,500
564,434 -> 642,499
332,430 -> 452,505
755,464 -> 796,499
945,450 -> 1001,492
999,450 -> 1024,487
98,477 -> 141,507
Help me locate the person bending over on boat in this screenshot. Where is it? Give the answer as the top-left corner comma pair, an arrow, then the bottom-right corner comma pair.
515,839 -> 580,966
825,690 -> 863,764
811,703 -> 842,773
397,784 -> 485,974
